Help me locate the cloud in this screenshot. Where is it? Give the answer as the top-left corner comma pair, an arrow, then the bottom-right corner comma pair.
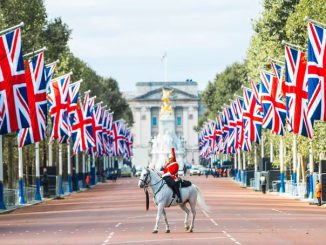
45,0 -> 261,91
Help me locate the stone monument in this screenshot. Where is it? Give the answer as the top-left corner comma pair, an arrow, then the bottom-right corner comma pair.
150,88 -> 186,170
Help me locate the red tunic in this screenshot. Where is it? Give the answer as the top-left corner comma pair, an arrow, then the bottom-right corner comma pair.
163,161 -> 179,180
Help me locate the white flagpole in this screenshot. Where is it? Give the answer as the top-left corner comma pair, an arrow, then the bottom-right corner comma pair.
18,147 -> 25,204
308,139 -> 314,199
67,143 -> 72,193
75,152 -> 79,191
254,144 -> 257,172
292,134 -> 297,185
0,22 -> 24,35
279,137 -> 285,193
82,152 -> 86,188
0,136 -> 6,209
233,153 -> 237,179
270,141 -> 273,163
48,142 -> 53,167
237,151 -> 241,181
91,152 -> 96,186
58,144 -> 64,196
35,142 -> 42,200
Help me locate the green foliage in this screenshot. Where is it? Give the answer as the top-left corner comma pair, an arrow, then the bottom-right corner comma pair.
199,62 -> 247,126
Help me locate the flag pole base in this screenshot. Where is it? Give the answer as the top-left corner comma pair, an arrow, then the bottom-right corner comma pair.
35,177 -> 42,201
18,178 -> 26,205
0,181 -> 6,209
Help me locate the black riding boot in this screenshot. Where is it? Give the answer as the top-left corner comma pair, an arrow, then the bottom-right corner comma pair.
174,185 -> 182,203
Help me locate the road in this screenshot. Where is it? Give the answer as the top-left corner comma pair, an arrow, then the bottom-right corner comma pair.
0,176 -> 326,244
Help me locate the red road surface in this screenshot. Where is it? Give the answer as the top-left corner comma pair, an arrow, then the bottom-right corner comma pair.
0,176 -> 326,244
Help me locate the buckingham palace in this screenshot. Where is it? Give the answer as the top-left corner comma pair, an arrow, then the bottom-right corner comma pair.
124,80 -> 205,167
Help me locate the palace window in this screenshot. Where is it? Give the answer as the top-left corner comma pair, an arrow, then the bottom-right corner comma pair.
176,116 -> 182,126
152,116 -> 157,127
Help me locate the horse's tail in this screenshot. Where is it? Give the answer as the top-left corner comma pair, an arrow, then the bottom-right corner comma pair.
194,184 -> 210,213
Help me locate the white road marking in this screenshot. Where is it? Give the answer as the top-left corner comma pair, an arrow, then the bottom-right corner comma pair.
272,208 -> 290,215
202,210 -> 209,217
115,222 -> 122,228
102,231 -> 114,245
222,230 -> 241,245
210,218 -> 218,226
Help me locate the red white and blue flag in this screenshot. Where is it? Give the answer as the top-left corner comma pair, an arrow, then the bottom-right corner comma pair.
17,51 -> 47,147
307,22 -> 326,126
227,104 -> 237,154
260,70 -> 286,136
112,120 -> 126,156
91,103 -> 104,156
242,86 -> 262,145
102,110 -> 113,156
284,46 -> 312,138
47,73 -> 71,143
0,27 -> 30,134
45,61 -> 57,93
70,99 -> 94,154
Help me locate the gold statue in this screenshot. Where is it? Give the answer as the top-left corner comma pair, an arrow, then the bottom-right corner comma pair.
160,88 -> 173,115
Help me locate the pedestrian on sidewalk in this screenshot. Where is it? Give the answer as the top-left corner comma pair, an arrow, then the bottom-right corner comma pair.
315,180 -> 322,206
260,175 -> 266,194
86,174 -> 90,188
42,168 -> 49,197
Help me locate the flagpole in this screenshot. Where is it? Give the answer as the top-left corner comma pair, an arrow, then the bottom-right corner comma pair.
233,153 -> 237,180
254,144 -> 257,172
58,144 -> 64,196
308,139 -> 314,199
237,151 -> 241,182
304,16 -> 326,29
242,151 -> 246,185
75,152 -> 80,191
292,134 -> 297,186
48,142 -> 53,166
82,152 -> 86,188
0,22 -> 24,35
91,152 -> 96,186
279,137 -> 285,193
23,46 -> 46,58
0,136 -> 6,209
67,143 -> 72,193
282,40 -> 306,52
18,147 -> 25,204
34,142 -> 42,200
270,141 -> 273,163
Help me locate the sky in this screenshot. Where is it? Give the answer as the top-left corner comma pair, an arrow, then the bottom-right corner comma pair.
45,0 -> 262,92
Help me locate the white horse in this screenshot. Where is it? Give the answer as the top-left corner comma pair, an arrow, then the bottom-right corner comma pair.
138,167 -> 209,233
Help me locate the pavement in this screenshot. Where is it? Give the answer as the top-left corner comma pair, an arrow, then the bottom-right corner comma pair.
0,176 -> 326,244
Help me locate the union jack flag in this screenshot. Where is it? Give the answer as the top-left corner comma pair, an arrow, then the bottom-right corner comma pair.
91,103 -> 104,156
0,28 -> 30,134
67,81 -> 81,118
102,110 -> 113,156
284,45 -> 313,138
17,51 -> 47,147
112,120 -> 126,156
83,93 -> 96,153
220,109 -> 230,154
260,70 -> 286,136
307,22 -> 326,126
234,97 -> 244,152
45,61 -> 57,92
124,128 -> 133,159
47,73 -> 71,143
242,86 -> 262,145
227,104 -> 237,154
70,99 -> 94,154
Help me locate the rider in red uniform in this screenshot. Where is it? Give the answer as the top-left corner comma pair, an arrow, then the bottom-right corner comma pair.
162,148 -> 182,203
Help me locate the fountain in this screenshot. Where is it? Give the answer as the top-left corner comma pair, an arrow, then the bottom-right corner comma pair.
150,88 -> 186,171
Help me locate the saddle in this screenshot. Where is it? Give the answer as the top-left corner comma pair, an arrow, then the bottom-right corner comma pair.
176,179 -> 192,188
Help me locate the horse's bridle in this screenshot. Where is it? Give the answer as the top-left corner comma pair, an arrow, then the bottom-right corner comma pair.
139,168 -> 164,188
139,169 -> 151,187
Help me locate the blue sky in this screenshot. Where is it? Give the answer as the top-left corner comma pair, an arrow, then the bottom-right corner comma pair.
45,0 -> 262,91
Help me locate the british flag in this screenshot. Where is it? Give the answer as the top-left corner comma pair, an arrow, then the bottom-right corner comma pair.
260,70 -> 286,136
70,99 -> 94,154
91,103 -> 104,156
307,22 -> 326,126
47,73 -> 71,143
227,104 -> 237,154
102,110 -> 113,156
284,45 -> 313,138
234,97 -> 244,152
17,51 -> 47,147
67,81 -> 81,118
242,86 -> 263,145
220,109 -> 230,154
0,28 -> 30,134
45,61 -> 57,93
124,128 -> 133,159
112,120 -> 126,156
83,93 -> 96,153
